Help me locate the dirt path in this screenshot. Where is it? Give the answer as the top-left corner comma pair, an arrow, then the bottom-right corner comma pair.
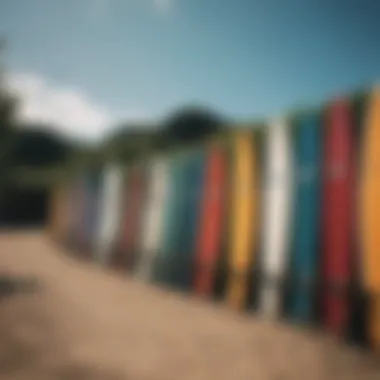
0,232 -> 379,380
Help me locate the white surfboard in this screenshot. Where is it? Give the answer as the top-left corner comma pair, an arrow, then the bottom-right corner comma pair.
136,158 -> 169,281
95,164 -> 124,266
259,118 -> 294,318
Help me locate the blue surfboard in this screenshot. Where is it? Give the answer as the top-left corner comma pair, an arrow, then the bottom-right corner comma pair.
288,113 -> 322,322
79,173 -> 92,257
163,155 -> 188,287
153,155 -> 184,285
169,150 -> 206,291
64,179 -> 77,249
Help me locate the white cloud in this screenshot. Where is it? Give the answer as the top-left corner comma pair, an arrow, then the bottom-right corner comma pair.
7,72 -> 147,143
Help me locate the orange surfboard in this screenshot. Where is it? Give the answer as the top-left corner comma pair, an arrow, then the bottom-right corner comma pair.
360,87 -> 380,348
194,143 -> 227,297
49,184 -> 69,243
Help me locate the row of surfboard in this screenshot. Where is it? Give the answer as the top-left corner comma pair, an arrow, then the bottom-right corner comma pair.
49,88 -> 380,350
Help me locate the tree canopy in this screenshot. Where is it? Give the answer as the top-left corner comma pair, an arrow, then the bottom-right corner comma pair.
0,44 -> 19,192
11,126 -> 73,168
161,104 -> 227,147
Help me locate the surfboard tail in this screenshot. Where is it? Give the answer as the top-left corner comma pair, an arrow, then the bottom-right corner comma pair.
346,286 -> 370,346
226,273 -> 249,310
323,292 -> 349,337
135,257 -> 152,281
290,284 -> 316,323
369,296 -> 380,350
194,264 -> 215,297
259,285 -> 282,318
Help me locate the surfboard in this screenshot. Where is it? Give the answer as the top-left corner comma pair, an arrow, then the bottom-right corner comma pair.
48,186 -> 57,239
136,158 -> 169,281
81,170 -> 101,260
74,175 -> 87,255
259,118 -> 294,319
50,184 -> 70,245
65,177 -> 81,251
169,149 -> 206,291
322,98 -> 354,336
78,172 -> 97,258
116,165 -> 146,272
360,87 -> 380,349
79,174 -> 89,257
154,156 -> 184,285
64,180 -> 76,249
289,113 -> 322,323
162,155 -> 189,288
48,184 -> 64,242
194,143 -> 227,297
59,185 -> 72,246
227,131 -> 259,310
95,165 -> 124,266
345,92 -> 369,346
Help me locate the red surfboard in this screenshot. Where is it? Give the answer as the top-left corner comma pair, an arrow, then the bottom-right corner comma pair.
194,145 -> 227,297
322,97 -> 355,336
113,166 -> 145,271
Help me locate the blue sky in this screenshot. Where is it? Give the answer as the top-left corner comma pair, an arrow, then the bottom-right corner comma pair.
1,0 -> 380,141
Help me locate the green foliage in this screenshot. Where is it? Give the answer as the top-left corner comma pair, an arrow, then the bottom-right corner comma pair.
102,124 -> 159,162
0,91 -> 17,165
11,127 -> 73,168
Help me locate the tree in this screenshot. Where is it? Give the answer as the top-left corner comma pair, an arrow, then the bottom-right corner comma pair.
95,106 -> 228,165
11,126 -> 73,168
160,104 -> 227,147
101,122 -> 159,163
0,40 -> 19,196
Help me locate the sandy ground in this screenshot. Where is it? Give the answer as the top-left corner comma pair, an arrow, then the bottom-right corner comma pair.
0,232 -> 379,380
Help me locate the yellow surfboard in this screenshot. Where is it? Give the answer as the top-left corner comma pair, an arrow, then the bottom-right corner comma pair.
360,87 -> 380,348
226,131 -> 259,310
